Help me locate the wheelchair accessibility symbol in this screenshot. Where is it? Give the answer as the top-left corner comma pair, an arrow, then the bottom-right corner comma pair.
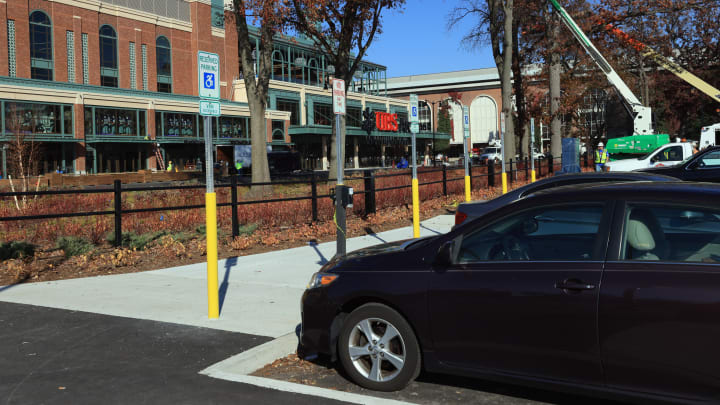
204,73 -> 215,89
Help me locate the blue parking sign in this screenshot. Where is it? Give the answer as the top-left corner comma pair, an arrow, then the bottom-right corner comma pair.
204,73 -> 215,90
412,106 -> 417,117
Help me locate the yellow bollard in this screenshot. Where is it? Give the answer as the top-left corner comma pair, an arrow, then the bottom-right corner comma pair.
205,192 -> 219,319
501,172 -> 508,194
411,178 -> 420,238
531,170 -> 536,183
464,175 -> 471,202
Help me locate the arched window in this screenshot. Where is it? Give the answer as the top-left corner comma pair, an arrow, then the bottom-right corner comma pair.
271,50 -> 285,81
29,11 -> 53,80
418,101 -> 432,132
156,36 -> 172,93
306,58 -> 319,86
99,25 -> 118,87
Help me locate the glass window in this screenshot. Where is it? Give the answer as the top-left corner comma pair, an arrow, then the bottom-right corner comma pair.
85,107 -> 144,136
313,103 -> 332,126
219,116 -> 248,139
419,101 -> 432,132
29,10 -> 53,80
211,0 -> 224,28
161,112 -> 196,137
64,106 -> 73,135
272,120 -> 285,141
457,205 -> 604,263
99,25 -> 118,87
276,99 -> 299,126
655,146 -> 683,162
156,36 -> 172,93
696,150 -> 720,168
347,106 -> 362,128
623,205 -> 720,263
4,102 -> 67,135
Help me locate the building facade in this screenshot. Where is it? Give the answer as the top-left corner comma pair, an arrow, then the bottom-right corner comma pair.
1,0 -> 445,176
387,68 -> 506,158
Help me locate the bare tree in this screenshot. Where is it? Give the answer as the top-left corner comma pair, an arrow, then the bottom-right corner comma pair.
5,106 -> 41,210
449,0 -> 515,160
289,0 -> 405,180
229,0 -> 291,190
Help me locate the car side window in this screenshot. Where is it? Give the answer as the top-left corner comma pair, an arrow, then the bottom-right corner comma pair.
696,151 -> 720,168
656,146 -> 683,162
457,204 -> 604,263
622,205 -> 720,263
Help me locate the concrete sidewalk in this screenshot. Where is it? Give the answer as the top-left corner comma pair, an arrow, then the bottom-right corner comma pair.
0,215 -> 454,338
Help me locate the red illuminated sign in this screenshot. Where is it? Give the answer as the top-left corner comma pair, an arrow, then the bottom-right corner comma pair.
375,112 -> 398,132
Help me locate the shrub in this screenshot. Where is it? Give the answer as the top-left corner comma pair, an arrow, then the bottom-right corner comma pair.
238,223 -> 258,236
107,231 -> 168,250
56,236 -> 94,258
0,241 -> 37,261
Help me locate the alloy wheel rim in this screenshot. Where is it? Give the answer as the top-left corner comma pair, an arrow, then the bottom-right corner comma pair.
347,317 -> 406,382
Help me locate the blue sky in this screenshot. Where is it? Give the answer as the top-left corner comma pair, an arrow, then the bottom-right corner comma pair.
364,0 -> 496,77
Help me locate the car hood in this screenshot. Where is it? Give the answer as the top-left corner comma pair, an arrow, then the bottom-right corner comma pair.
637,165 -> 680,174
342,238 -> 426,260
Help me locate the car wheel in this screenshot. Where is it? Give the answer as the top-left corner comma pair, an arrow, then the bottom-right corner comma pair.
337,303 -> 421,392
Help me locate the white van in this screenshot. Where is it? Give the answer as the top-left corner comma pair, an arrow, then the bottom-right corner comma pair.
700,123 -> 720,149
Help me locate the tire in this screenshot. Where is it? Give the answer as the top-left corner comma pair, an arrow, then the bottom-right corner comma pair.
337,303 -> 421,392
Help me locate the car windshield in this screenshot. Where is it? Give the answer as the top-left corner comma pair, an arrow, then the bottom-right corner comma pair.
637,145 -> 664,160
484,148 -> 499,154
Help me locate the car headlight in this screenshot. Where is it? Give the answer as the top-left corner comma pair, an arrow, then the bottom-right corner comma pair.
306,272 -> 339,289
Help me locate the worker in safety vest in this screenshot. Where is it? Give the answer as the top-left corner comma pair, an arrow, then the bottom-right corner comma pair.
166,161 -> 174,172
595,142 -> 609,172
235,161 -> 242,172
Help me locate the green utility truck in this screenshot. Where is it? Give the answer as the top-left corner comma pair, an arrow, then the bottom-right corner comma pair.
606,134 -> 671,160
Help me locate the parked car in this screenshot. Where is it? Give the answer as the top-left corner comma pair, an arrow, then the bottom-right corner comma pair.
454,172 -> 678,226
638,145 -> 720,182
300,181 -> 720,403
605,142 -> 694,172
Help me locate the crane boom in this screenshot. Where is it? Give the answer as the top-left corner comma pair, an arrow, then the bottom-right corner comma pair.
548,0 -> 653,136
605,24 -> 720,104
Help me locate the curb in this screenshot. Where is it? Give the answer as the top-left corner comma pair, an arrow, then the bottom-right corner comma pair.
200,333 -> 415,405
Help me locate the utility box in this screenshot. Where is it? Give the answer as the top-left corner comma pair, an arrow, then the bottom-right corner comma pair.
559,138 -> 581,174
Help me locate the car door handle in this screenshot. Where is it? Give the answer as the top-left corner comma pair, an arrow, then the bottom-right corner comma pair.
555,280 -> 596,291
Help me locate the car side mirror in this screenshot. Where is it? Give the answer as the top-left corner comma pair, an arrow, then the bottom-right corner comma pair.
434,240 -> 455,267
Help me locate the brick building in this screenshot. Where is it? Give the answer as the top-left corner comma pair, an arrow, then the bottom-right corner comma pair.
387,68 -> 507,158
0,0 -> 444,176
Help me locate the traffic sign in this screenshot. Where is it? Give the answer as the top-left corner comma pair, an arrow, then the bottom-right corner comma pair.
409,94 -> 419,124
410,123 -> 419,133
463,105 -> 470,139
198,51 -> 220,100
333,79 -> 345,115
200,100 -> 221,117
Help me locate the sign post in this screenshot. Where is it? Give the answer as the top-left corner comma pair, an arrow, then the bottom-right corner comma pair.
530,118 -> 536,182
500,113 -> 507,194
198,51 -> 220,319
333,79 -> 347,256
409,94 -> 420,238
463,105 -> 471,202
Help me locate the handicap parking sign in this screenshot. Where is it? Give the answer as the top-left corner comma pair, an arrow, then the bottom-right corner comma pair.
204,73 -> 215,90
412,106 -> 417,117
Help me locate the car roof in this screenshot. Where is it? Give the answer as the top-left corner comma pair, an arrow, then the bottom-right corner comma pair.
528,181 -> 720,205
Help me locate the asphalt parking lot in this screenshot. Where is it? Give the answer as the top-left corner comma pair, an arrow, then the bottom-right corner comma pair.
0,302 -> 346,405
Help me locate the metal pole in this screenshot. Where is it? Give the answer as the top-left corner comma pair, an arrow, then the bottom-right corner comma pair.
335,113 -> 346,256
530,118 -> 536,182
204,115 -> 219,319
411,131 -> 419,238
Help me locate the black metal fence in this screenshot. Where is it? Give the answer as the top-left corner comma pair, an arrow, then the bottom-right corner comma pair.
1,156 -> 565,246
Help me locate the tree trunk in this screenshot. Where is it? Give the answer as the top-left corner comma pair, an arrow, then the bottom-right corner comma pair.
248,98 -> 271,194
501,0 -> 515,162
549,10 -> 562,158
512,17 -> 527,159
521,121 -> 530,160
